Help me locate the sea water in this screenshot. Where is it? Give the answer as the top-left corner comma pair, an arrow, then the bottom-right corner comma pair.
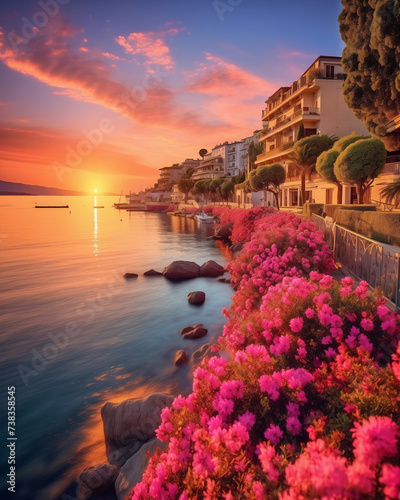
0,196 -> 233,500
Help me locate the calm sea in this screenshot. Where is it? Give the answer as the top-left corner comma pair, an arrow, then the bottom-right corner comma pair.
0,196 -> 232,500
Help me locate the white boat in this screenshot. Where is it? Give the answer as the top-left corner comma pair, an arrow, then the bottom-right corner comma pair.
196,212 -> 214,223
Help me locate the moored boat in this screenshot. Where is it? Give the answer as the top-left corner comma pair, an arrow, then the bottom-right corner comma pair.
195,212 -> 214,223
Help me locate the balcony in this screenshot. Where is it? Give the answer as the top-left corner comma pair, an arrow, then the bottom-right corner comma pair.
259,107 -> 320,139
382,162 -> 400,175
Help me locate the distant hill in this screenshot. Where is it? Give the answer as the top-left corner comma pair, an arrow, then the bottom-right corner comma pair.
0,180 -> 86,196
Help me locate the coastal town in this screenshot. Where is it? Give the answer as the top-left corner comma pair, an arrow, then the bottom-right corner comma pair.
125,55 -> 400,212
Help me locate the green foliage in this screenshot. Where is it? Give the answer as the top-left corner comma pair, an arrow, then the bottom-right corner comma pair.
316,149 -> 340,183
334,138 -> 386,189
185,167 -> 195,178
198,148 -> 208,159
296,122 -> 305,141
332,133 -> 371,153
220,179 -> 235,201
380,179 -> 400,206
290,135 -> 336,204
339,0 -> 400,150
177,178 -> 194,203
249,164 -> 285,210
248,141 -> 263,171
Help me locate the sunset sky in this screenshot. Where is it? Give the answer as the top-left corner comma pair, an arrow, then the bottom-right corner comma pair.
0,0 -> 344,194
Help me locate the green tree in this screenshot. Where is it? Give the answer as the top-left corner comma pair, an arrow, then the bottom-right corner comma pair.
177,178 -> 194,204
334,138 -> 387,204
316,133 -> 371,204
185,167 -> 195,178
339,0 -> 400,150
220,179 -> 235,204
249,163 -> 286,210
297,122 -> 305,141
209,178 -> 224,202
290,135 -> 336,205
316,149 -> 341,203
193,179 -> 211,203
198,148 -> 208,159
248,141 -> 263,172
380,179 -> 400,207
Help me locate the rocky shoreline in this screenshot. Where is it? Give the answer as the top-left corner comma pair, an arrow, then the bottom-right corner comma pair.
68,224 -> 236,500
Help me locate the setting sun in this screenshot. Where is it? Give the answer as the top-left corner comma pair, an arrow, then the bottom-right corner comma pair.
94,189 -> 97,193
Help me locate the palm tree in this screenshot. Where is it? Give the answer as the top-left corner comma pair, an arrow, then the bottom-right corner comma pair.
380,179 -> 400,207
290,135 -> 336,205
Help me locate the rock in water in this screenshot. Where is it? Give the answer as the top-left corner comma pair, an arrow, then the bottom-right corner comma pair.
182,326 -> 208,340
101,393 -> 173,466
143,269 -> 163,276
79,463 -> 119,493
191,343 -> 220,367
115,439 -> 167,500
199,260 -> 225,277
163,260 -> 200,280
213,222 -> 233,242
187,291 -> 206,304
124,273 -> 138,279
174,350 -> 188,366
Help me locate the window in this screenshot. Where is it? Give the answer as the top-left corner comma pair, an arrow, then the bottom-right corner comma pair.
305,128 -> 317,136
325,65 -> 335,79
326,189 -> 333,204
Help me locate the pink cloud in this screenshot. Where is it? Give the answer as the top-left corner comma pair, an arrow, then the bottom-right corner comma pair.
0,21 -> 214,134
115,24 -> 185,70
102,52 -> 124,61
185,53 -> 276,97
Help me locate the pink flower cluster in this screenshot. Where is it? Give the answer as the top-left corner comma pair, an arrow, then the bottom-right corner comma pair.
131,208 -> 400,500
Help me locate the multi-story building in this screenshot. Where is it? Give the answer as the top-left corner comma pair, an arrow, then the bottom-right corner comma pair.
155,158 -> 201,191
255,55 -> 371,206
192,133 -> 259,181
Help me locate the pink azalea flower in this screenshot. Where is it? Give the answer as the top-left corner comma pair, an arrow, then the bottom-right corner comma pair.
289,317 -> 303,333
264,424 -> 283,445
352,416 -> 400,467
380,464 -> 400,499
305,307 -> 314,319
286,416 -> 302,435
360,318 -> 374,332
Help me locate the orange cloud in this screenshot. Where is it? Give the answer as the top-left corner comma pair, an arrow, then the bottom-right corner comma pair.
115,24 -> 185,70
79,46 -> 89,52
0,22 -> 213,134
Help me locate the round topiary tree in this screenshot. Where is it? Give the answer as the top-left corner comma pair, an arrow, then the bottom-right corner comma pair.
316,133 -> 370,204
339,0 -> 400,150
334,138 -> 387,204
249,163 -> 285,209
290,135 -> 336,205
177,178 -> 194,204
316,149 -> 341,203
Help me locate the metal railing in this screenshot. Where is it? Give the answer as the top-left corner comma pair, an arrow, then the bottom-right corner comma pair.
311,214 -> 400,309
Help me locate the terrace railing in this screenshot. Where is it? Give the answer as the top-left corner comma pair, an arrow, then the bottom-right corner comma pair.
311,214 -> 400,309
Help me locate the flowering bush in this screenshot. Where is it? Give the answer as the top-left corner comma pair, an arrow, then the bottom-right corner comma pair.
130,208 -> 400,500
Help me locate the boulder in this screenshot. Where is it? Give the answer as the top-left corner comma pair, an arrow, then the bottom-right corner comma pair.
187,291 -> 206,305
174,350 -> 188,366
182,326 -> 208,340
163,261 -> 200,280
191,343 -> 220,367
180,323 -> 204,335
143,269 -> 163,276
213,222 -> 233,242
230,241 -> 245,256
199,260 -> 225,277
115,439 -> 167,500
101,393 -> 174,466
79,463 -> 119,493
124,273 -> 138,279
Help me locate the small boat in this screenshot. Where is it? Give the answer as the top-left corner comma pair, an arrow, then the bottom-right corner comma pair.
35,205 -> 69,208
196,212 -> 214,223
